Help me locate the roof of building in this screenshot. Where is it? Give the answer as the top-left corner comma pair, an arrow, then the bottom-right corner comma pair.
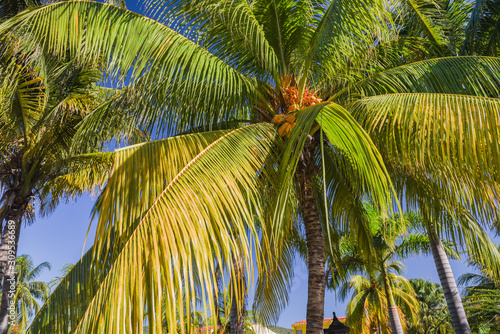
291,317 -> 347,327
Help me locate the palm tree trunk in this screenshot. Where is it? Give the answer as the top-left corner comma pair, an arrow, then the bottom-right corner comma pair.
0,200 -> 24,334
428,229 -> 471,334
300,175 -> 325,334
230,254 -> 245,334
381,268 -> 404,334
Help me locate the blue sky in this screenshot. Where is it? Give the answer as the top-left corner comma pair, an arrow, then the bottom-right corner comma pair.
18,192 -> 491,329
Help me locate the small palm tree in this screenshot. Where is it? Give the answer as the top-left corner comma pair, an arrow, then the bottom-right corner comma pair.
344,267 -> 419,334
328,206 -> 458,333
9,255 -> 50,333
407,278 -> 453,334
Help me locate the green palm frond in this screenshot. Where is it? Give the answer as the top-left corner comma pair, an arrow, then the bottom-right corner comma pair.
70,87 -> 150,152
80,124 -> 275,333
464,0 -> 500,56
252,0 -> 316,76
146,0 -> 279,79
335,56 -> 500,101
316,145 -> 373,260
399,0 -> 446,47
352,93 -> 500,186
319,103 -> 394,212
0,57 -> 45,142
1,1 -> 258,134
302,0 -> 394,90
0,0 -> 28,22
393,233 -> 459,260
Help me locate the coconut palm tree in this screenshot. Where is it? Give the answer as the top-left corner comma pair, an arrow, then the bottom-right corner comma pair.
1,1 -> 498,334
344,268 -> 419,334
7,255 -> 50,333
0,36 -> 125,332
407,278 -> 453,334
327,206 -> 456,333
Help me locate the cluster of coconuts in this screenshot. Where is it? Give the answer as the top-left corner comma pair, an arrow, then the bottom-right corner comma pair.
273,86 -> 322,137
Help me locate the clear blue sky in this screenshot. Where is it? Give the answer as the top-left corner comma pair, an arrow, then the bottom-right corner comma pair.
18,193 -> 494,329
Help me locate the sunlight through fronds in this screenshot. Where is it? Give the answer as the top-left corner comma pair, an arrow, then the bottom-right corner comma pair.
0,1 -> 257,134
353,93 -> 500,187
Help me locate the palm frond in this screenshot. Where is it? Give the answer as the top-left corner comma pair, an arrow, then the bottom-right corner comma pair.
81,124 -> 275,333
399,0 -> 446,47
27,245 -> 109,333
335,56 -> 500,101
319,103 -> 395,214
302,0 -> 394,91
1,1 -> 257,135
253,233 -> 295,324
93,130 -> 232,246
39,152 -> 114,216
147,0 -> 279,80
441,208 -> 500,283
463,0 -> 500,56
352,93 -> 500,188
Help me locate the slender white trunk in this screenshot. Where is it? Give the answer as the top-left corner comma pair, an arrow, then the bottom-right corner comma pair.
429,231 -> 471,334
382,267 -> 404,334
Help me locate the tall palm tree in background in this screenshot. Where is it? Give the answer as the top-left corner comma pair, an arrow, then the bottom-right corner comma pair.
10,255 -> 50,333
0,1 -> 498,334
362,1 -> 500,332
328,206 -> 455,333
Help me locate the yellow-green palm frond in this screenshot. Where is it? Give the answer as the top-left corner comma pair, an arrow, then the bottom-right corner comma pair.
29,124 -> 278,333
302,0 -> 395,90
62,124 -> 274,333
27,245 -> 105,333
93,129 -> 234,245
353,93 -> 500,182
1,1 -> 258,135
335,56 -> 500,101
146,0 -> 279,80
38,152 -> 114,216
